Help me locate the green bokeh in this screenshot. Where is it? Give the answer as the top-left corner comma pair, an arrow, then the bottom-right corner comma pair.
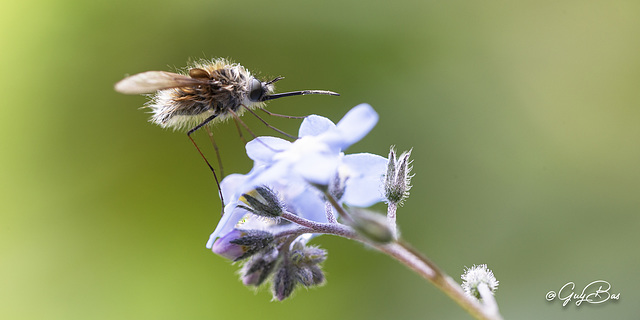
2,0 -> 639,319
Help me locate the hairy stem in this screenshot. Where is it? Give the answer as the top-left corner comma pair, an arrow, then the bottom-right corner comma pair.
387,202 -> 398,239
280,211 -> 356,238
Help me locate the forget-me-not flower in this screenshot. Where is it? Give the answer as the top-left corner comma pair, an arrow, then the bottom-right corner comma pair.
206,103 -> 388,251
204,104 -> 391,300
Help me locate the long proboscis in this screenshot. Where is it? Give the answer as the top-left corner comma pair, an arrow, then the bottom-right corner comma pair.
263,90 -> 340,101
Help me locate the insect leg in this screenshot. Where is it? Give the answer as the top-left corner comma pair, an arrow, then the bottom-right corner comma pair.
232,117 -> 248,145
187,114 -> 218,136
229,109 -> 259,140
187,114 -> 225,215
258,107 -> 306,119
245,107 -> 298,140
228,109 -> 280,152
204,126 -> 224,178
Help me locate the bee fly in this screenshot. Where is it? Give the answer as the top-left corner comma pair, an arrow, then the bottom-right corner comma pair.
115,58 -> 339,210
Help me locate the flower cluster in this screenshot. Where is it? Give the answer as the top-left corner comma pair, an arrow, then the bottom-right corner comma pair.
205,104 -> 413,300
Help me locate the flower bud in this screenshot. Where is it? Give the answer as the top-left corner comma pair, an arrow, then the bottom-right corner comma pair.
295,266 -> 315,287
309,265 -> 325,285
348,208 -> 394,244
461,264 -> 499,301
241,249 -> 279,286
211,229 -> 274,261
272,261 -> 296,301
384,147 -> 413,205
238,186 -> 283,218
301,246 -> 327,265
296,264 -> 325,287
211,229 -> 249,260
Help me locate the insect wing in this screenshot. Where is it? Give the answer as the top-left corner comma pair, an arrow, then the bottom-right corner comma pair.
115,71 -> 206,94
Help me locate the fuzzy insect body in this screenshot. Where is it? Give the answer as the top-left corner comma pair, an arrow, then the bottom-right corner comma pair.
115,58 -> 338,132
115,58 -> 339,211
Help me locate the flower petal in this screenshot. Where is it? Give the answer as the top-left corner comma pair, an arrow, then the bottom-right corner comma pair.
206,205 -> 249,248
246,136 -> 291,164
299,115 -> 336,137
335,104 -> 378,149
219,174 -> 248,202
289,186 -> 328,223
296,153 -> 340,185
342,153 -> 387,207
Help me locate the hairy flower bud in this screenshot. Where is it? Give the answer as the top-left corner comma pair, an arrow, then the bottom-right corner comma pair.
241,249 -> 279,286
238,186 -> 283,218
295,266 -> 315,287
301,246 -> 327,264
272,261 -> 296,301
384,147 -> 413,205
269,241 -> 328,300
461,264 -> 499,301
211,229 -> 274,261
290,242 -> 328,266
296,264 -> 325,287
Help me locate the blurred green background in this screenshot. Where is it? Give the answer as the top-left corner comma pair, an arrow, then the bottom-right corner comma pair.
2,0 -> 639,319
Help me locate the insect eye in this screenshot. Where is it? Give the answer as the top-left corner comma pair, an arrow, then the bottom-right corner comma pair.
249,78 -> 265,102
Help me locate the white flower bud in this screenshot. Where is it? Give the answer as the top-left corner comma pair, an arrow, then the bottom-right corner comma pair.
461,264 -> 499,301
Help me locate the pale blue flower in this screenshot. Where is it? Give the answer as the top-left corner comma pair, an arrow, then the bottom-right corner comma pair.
206,104 -> 387,252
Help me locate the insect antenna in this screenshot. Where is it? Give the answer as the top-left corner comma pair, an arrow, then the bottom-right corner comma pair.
264,76 -> 285,85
